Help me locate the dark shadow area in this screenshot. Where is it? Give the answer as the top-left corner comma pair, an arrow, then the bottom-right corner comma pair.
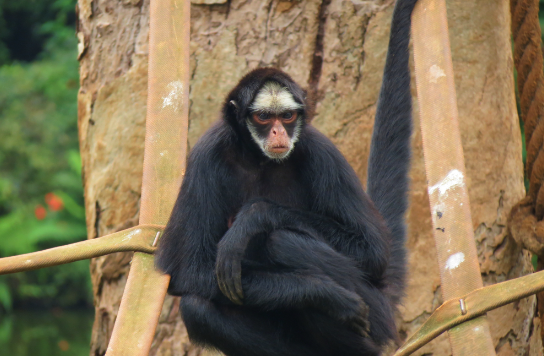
0,308 -> 93,356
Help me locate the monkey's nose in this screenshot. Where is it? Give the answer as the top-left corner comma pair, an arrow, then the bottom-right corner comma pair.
272,125 -> 286,136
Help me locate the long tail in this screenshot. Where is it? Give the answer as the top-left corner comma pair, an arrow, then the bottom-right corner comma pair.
366,0 -> 418,302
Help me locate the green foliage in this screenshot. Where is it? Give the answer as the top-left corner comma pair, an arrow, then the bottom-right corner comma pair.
541,1 -> 544,43
0,0 -> 91,312
0,309 -> 94,356
0,37 -> 79,211
0,0 -> 76,65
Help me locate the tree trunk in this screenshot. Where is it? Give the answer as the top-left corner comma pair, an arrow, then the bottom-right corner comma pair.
77,0 -> 541,355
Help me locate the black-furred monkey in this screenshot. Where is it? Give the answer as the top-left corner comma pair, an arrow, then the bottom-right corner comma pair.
156,0 -> 417,355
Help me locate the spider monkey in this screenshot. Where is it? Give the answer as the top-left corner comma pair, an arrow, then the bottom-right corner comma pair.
156,0 -> 417,355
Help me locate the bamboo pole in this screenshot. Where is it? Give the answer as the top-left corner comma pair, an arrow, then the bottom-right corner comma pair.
105,0 -> 190,354
395,268 -> 544,355
0,225 -> 162,274
411,0 -> 496,354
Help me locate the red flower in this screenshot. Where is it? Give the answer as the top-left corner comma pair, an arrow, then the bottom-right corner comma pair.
35,205 -> 47,220
45,193 -> 64,211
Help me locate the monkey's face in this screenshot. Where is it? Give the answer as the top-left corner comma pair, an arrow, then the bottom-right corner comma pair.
246,81 -> 303,161
247,110 -> 301,160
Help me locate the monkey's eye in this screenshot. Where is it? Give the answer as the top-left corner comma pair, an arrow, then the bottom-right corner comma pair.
253,112 -> 271,124
282,111 -> 297,124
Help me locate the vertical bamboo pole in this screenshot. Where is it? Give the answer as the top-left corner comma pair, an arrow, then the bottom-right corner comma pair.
412,0 -> 496,355
105,0 -> 190,354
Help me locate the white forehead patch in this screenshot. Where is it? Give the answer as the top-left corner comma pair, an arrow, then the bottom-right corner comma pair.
250,81 -> 303,114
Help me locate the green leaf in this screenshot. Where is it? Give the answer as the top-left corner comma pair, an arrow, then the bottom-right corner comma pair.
0,282 -> 12,312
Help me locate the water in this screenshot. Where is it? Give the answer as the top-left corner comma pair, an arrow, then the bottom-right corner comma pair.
0,309 -> 94,356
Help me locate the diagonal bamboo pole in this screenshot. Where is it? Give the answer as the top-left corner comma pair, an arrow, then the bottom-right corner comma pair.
105,0 -> 190,354
394,268 -> 544,356
0,225 -> 163,274
411,0 -> 496,355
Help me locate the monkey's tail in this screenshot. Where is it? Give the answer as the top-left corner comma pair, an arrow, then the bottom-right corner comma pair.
366,0 -> 418,304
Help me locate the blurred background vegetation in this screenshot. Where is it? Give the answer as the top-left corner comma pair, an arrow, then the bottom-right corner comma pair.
541,0 -> 544,42
0,0 -> 92,354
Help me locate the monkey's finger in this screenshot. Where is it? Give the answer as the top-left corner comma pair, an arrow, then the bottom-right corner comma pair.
222,258 -> 242,305
216,263 -> 229,298
216,257 -> 236,302
227,259 -> 243,304
347,320 -> 365,336
221,262 -> 236,302
232,260 -> 243,301
352,317 -> 369,337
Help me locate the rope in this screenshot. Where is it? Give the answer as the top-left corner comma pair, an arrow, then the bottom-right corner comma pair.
508,0 -> 544,254
509,0 -> 544,346
512,0 -> 544,209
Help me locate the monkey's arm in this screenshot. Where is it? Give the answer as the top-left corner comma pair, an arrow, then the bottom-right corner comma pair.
299,127 -> 391,279
215,199 -> 289,303
215,199 -> 351,303
215,193 -> 384,305
155,123 -> 237,299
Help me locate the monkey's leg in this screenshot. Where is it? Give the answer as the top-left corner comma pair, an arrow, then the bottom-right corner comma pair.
234,229 -> 367,334
245,229 -> 396,347
296,310 -> 382,356
217,200 -> 388,299
180,295 -> 322,356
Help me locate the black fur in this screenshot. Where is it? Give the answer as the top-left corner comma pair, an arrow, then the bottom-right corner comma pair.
367,0 -> 415,306
156,1 -> 417,355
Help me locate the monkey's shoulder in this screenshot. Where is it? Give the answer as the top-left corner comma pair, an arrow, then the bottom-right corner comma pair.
295,126 -> 371,213
296,126 -> 358,177
189,121 -> 233,159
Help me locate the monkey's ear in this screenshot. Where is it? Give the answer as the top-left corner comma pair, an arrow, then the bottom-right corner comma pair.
224,100 -> 239,126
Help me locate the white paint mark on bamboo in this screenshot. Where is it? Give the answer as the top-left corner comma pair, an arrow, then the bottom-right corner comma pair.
122,229 -> 140,242
445,252 -> 465,270
25,259 -> 32,264
162,81 -> 184,111
429,64 -> 446,83
428,169 -> 464,198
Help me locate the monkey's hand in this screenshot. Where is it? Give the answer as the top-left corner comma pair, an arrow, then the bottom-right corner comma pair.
327,288 -> 370,337
345,299 -> 371,337
216,199 -> 286,304
215,227 -> 250,305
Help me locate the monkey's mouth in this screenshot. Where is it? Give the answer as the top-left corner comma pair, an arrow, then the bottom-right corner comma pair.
269,145 -> 289,153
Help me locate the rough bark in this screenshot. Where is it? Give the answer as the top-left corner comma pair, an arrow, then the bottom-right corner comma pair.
77,0 -> 539,355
